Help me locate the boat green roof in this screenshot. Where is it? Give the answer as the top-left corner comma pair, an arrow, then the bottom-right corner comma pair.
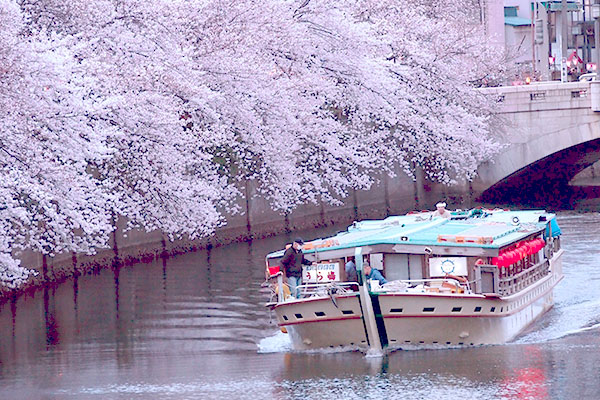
267,209 -> 558,258
505,16 -> 531,26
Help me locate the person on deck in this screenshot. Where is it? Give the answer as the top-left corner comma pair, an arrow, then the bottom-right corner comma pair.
433,202 -> 451,219
345,257 -> 358,282
363,262 -> 387,285
280,238 -> 312,298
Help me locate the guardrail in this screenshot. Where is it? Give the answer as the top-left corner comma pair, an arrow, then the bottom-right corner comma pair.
498,259 -> 550,296
480,81 -> 595,113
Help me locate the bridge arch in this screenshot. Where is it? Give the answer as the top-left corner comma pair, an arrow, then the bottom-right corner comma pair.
474,122 -> 600,206
471,82 -> 600,207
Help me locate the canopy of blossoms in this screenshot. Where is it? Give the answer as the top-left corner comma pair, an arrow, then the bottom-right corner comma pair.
0,0 -> 506,288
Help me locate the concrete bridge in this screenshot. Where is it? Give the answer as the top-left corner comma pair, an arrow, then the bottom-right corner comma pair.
472,81 -> 600,207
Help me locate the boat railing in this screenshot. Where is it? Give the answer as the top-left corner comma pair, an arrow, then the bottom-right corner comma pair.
294,277 -> 472,299
498,259 -> 551,296
295,282 -> 360,299
374,277 -> 472,294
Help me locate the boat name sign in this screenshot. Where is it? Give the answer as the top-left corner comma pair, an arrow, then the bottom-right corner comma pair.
302,263 -> 340,283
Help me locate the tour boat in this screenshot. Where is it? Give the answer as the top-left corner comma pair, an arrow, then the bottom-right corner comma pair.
264,208 -> 563,353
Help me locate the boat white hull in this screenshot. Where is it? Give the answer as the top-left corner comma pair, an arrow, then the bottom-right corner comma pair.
381,271 -> 560,348
273,250 -> 563,351
274,295 -> 366,350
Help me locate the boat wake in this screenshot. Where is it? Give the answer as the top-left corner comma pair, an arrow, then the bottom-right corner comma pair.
257,330 -> 293,353
515,297 -> 600,344
560,321 -> 600,336
257,331 -> 364,354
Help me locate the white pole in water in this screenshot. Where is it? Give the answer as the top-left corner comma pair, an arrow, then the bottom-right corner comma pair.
355,247 -> 383,357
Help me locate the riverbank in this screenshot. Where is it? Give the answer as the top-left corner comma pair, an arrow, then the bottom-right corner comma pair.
4,166 -> 469,302
0,197 -> 389,303
0,214 -> 341,303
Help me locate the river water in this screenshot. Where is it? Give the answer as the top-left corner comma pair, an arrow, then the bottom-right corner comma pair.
0,211 -> 599,399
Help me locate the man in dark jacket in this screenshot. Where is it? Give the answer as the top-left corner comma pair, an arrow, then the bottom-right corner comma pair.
280,238 -> 312,298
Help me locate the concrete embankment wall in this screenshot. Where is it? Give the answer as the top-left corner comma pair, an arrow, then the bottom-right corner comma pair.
3,168 -> 472,300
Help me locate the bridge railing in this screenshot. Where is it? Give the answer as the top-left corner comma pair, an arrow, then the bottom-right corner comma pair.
480,81 -> 595,113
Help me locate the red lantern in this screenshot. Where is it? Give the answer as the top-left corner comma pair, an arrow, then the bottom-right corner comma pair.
529,240 -> 536,253
504,251 -> 512,265
497,254 -> 506,268
536,239 -> 544,252
519,247 -> 527,259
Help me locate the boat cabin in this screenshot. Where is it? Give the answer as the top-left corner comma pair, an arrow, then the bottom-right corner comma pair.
266,209 -> 561,298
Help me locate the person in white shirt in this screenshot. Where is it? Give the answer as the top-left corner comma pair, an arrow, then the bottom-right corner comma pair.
434,202 -> 451,219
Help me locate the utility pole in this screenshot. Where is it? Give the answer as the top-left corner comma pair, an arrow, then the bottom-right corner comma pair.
535,2 -> 551,81
532,2 -> 537,79
595,1 -> 600,69
561,0 -> 569,82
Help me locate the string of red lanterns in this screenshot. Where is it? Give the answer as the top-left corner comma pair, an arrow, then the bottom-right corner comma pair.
490,238 -> 545,269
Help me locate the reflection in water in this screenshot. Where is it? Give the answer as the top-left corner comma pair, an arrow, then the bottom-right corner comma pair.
499,346 -> 548,400
113,264 -> 120,317
72,275 -> 79,313
43,287 -> 59,347
0,212 -> 599,399
10,295 -> 16,338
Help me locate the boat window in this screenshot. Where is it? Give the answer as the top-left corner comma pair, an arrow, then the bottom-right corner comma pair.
451,307 -> 462,312
370,253 -> 384,270
423,307 -> 435,312
384,254 -> 409,281
294,313 -> 303,319
409,255 -> 423,279
283,315 -> 288,320
384,254 -> 423,281
341,310 -> 354,315
315,311 -> 326,317
474,306 -> 482,312
490,307 -> 496,312
390,308 -> 403,313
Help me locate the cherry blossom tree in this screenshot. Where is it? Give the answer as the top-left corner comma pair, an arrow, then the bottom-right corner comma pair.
1,1 -> 114,287
0,0 -> 506,288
